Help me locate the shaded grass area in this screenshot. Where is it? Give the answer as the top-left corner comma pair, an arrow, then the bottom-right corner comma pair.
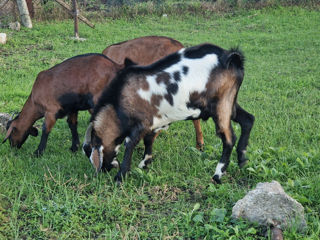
0,6 -> 319,239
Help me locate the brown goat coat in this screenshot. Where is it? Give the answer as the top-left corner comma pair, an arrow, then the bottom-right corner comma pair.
5,54 -> 122,153
103,36 -> 184,65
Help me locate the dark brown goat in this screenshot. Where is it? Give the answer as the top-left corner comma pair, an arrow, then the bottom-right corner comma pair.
103,36 -> 204,150
3,54 -> 124,155
88,43 -> 255,184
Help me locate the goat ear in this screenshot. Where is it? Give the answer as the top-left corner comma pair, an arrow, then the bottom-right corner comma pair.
2,125 -> 14,144
226,51 -> 244,70
29,127 -> 38,137
124,58 -> 137,67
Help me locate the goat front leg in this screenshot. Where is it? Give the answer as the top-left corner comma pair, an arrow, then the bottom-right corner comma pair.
114,125 -> 144,183
212,119 -> 236,184
82,122 -> 93,158
232,103 -> 255,168
192,119 -> 204,151
34,112 -> 56,156
67,112 -> 80,152
138,131 -> 159,169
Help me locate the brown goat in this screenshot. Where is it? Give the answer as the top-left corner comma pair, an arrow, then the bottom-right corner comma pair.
103,36 -> 204,150
3,54 -> 124,156
88,43 -> 255,184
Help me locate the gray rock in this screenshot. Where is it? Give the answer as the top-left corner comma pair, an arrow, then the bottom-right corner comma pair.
0,113 -> 11,133
232,180 -> 307,232
9,21 -> 20,31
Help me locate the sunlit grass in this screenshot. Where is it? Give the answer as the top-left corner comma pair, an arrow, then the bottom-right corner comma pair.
0,6 -> 319,239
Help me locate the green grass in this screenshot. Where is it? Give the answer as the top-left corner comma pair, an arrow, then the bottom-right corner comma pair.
0,6 -> 320,239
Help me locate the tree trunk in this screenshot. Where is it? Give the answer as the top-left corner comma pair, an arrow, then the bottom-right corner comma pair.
16,0 -> 32,28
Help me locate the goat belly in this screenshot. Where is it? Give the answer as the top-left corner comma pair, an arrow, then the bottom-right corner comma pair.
150,107 -> 201,131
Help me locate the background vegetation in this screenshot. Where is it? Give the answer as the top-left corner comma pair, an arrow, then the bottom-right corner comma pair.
0,3 -> 320,239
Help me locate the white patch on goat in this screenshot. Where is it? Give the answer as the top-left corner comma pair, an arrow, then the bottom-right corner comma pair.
89,150 -> 94,165
137,52 -> 219,130
114,144 -> 121,154
99,146 -> 104,169
111,159 -> 119,168
154,125 -> 169,133
110,145 -> 121,168
178,48 -> 185,54
125,137 -> 131,144
137,75 -> 168,103
214,163 -> 225,178
138,154 -> 152,169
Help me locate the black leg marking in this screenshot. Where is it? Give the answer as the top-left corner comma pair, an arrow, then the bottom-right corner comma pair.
34,113 -> 56,156
212,123 -> 236,184
34,123 -> 49,156
139,132 -> 157,169
232,104 -> 255,168
67,113 -> 80,152
114,125 -> 144,183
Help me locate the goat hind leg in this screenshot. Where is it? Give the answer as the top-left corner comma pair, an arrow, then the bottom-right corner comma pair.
67,112 -> 80,152
138,131 -> 159,169
212,119 -> 236,184
232,104 -> 255,168
193,119 -> 204,151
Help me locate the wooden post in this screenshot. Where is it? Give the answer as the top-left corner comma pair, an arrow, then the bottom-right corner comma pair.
73,0 -> 79,38
16,0 -> 33,28
55,0 -> 95,28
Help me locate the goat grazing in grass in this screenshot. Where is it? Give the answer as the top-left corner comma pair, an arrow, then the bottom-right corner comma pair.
3,36 -> 204,158
103,36 -> 205,150
86,43 -> 255,184
3,54 -> 126,156
82,36 -> 205,169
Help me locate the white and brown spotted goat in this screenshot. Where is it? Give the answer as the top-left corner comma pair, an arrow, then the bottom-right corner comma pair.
85,43 -> 255,184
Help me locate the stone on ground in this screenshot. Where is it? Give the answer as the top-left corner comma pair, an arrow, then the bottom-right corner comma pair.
232,180 -> 307,232
0,113 -> 10,133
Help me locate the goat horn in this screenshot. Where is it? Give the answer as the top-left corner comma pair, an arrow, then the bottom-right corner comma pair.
2,124 -> 13,144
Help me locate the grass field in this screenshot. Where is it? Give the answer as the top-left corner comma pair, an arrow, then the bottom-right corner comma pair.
0,6 -> 319,239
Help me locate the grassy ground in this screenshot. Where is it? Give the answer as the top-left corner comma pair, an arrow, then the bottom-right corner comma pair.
0,6 -> 319,239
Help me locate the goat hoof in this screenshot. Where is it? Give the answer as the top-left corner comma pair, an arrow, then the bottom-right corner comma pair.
196,143 -> 204,152
238,159 -> 248,168
70,146 -> 78,152
70,143 -> 79,152
115,180 -> 122,186
212,175 -> 222,184
33,149 -> 43,157
114,173 -> 123,183
138,158 -> 153,169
